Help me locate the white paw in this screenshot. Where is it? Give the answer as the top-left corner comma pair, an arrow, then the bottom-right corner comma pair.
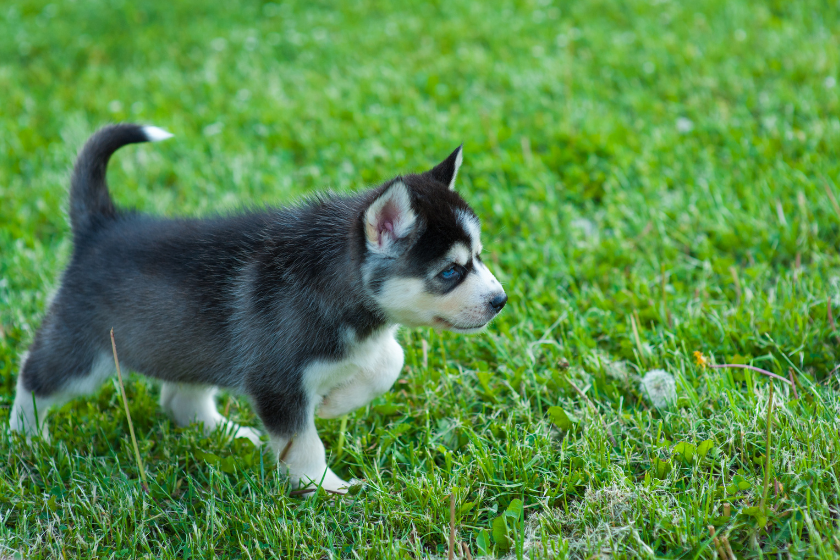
291,468 -> 353,497
9,410 -> 50,443
230,425 -> 263,447
216,421 -> 262,447
9,421 -> 51,444
319,468 -> 351,493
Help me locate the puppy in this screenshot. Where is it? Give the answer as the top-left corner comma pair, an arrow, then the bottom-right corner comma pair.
9,124 -> 507,493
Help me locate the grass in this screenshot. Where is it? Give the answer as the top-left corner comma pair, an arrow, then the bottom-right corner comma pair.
1,0 -> 840,557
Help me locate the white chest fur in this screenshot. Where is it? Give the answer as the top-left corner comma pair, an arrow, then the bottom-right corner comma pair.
305,325 -> 405,419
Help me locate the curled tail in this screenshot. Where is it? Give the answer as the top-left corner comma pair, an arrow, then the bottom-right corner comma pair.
69,123 -> 173,233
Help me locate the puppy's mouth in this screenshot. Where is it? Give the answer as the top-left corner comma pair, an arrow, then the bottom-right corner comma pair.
433,316 -> 488,334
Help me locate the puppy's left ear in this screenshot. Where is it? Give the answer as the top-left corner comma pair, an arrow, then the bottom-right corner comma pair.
364,180 -> 417,253
426,145 -> 463,190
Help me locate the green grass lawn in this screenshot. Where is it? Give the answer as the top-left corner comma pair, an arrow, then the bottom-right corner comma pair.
2,0 -> 840,557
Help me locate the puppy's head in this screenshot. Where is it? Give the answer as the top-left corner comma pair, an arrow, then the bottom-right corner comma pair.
362,147 -> 506,333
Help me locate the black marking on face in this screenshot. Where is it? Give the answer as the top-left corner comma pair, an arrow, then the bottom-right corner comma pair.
433,262 -> 470,294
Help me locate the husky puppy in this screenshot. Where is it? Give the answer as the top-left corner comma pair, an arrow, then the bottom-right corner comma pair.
9,124 -> 507,493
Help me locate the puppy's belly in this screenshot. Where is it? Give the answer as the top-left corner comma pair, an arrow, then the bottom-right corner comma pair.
99,308 -> 238,387
57,264 -> 240,387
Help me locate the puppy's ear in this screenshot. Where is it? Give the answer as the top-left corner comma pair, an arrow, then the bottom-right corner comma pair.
426,145 -> 463,190
364,180 -> 417,252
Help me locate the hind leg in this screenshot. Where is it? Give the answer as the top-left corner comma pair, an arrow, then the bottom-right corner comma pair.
10,355 -> 57,440
10,350 -> 114,441
159,382 -> 262,446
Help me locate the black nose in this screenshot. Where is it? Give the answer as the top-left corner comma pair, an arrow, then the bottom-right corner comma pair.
489,293 -> 508,312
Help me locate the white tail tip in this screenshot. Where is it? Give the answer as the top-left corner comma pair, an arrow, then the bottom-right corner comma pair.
141,126 -> 174,142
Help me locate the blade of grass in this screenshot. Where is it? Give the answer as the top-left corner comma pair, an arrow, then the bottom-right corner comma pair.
824,181 -> 840,220
334,415 -> 348,461
109,328 -> 148,490
760,382 -> 774,514
448,491 -> 456,560
707,364 -> 797,399
630,312 -> 646,367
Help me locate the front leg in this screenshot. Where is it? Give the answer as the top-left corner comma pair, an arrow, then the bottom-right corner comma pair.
318,335 -> 404,419
269,420 -> 350,495
252,387 -> 350,495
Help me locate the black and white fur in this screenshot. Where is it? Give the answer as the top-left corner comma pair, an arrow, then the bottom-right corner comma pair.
9,124 -> 507,493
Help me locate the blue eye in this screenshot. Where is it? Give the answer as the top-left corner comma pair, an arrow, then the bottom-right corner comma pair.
440,266 -> 461,280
